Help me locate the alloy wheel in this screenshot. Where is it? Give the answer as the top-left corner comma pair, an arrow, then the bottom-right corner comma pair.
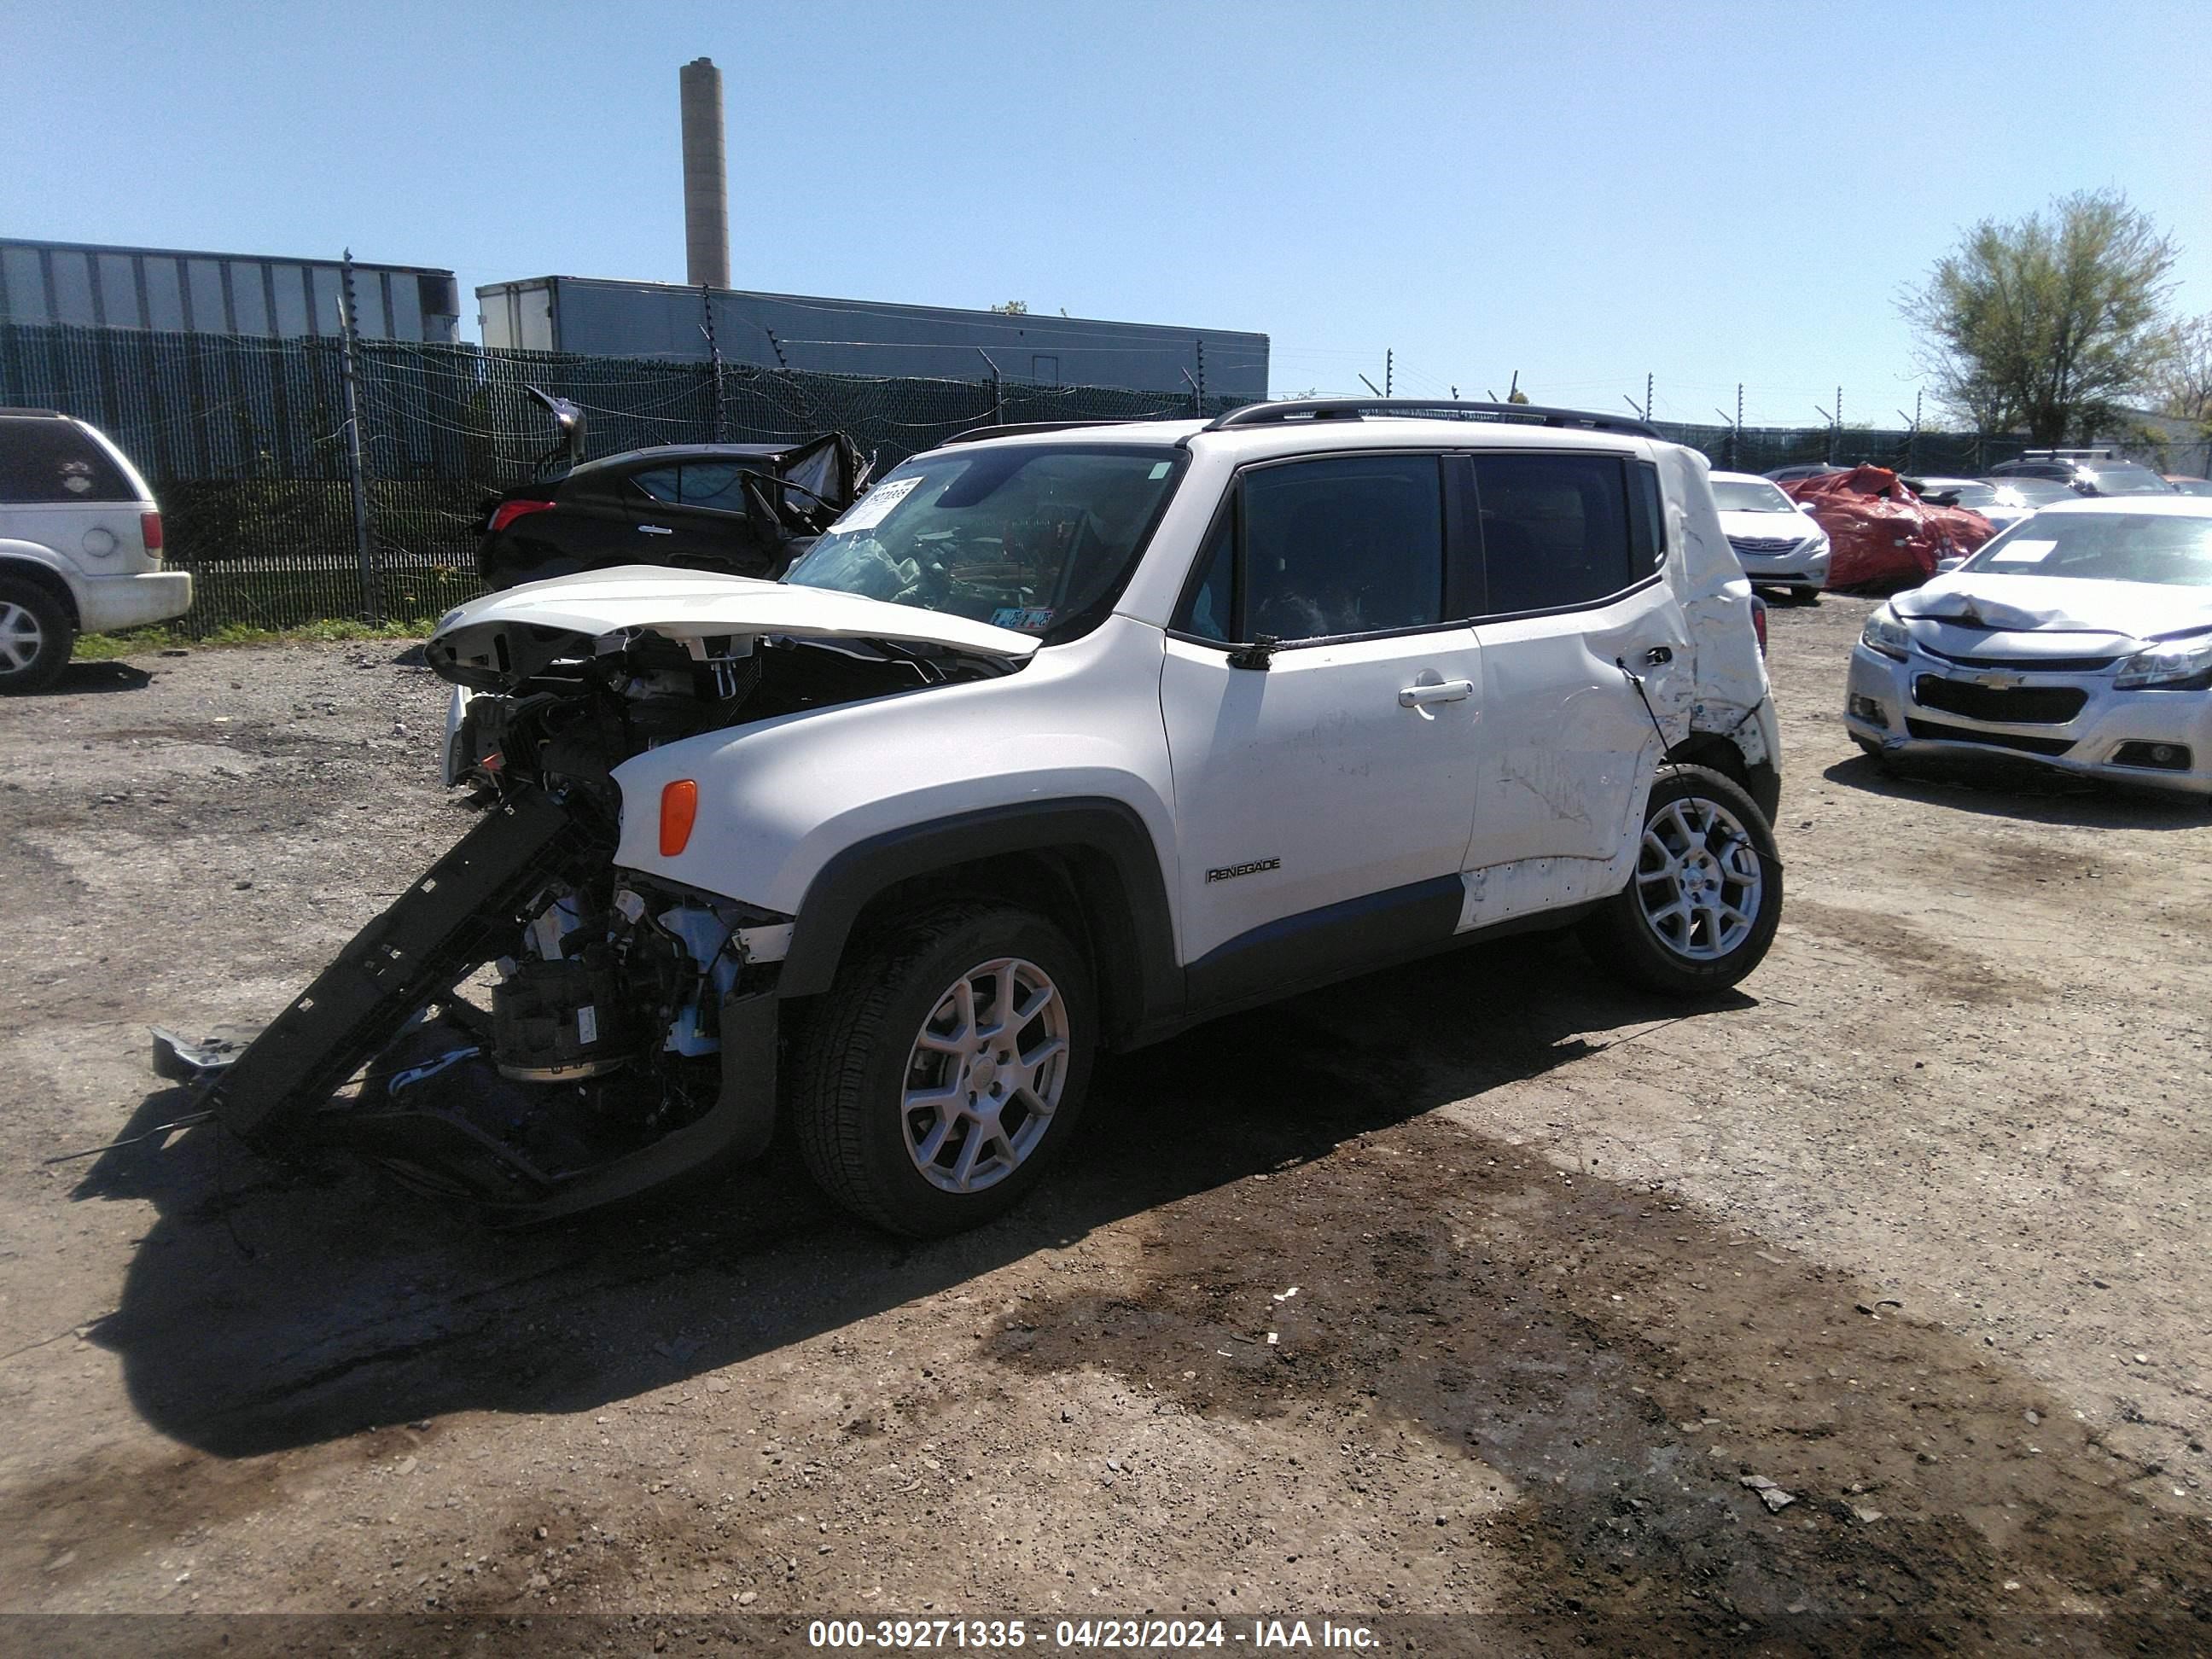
0,602 -> 43,673
1634,795 -> 1765,961
900,956 -> 1070,1194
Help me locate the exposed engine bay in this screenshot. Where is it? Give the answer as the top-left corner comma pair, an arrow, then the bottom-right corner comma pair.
168,603 -> 1026,1220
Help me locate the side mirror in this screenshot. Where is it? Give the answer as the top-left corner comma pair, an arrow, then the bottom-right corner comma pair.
1936,556 -> 1965,575
1797,501 -> 1819,515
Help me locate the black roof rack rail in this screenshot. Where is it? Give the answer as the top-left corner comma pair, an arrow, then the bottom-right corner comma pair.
940,419 -> 1135,446
1201,398 -> 1661,439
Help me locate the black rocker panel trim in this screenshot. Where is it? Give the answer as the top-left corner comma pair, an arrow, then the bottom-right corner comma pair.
1184,874 -> 1466,1018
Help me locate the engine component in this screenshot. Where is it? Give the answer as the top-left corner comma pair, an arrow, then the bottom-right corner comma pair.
492,957 -> 635,1080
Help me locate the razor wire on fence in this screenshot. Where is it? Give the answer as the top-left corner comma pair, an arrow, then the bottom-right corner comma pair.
0,319 -> 2191,636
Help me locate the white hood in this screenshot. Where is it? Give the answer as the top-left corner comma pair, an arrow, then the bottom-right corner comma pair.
1896,572 -> 2212,644
1715,509 -> 1818,544
428,565 -> 1039,689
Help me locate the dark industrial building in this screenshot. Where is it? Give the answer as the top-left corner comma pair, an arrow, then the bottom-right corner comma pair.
0,236 -> 462,343
477,276 -> 1270,402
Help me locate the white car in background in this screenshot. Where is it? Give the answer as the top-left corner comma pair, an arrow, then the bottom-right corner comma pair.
1709,469 -> 1830,602
1845,496 -> 2212,796
0,408 -> 191,691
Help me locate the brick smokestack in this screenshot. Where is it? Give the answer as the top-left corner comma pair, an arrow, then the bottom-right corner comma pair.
679,57 -> 730,289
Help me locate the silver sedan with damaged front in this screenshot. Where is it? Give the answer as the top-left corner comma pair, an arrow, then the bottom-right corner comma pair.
1844,497 -> 2212,796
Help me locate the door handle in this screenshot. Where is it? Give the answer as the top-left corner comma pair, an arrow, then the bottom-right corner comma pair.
1398,678 -> 1475,708
637,524 -> 674,535
1642,645 -> 1674,666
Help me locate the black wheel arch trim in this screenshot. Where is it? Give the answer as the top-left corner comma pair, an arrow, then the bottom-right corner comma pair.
0,557 -> 81,627
777,796 -> 1184,1043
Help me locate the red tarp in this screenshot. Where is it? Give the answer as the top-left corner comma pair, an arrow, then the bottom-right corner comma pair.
1781,466 -> 1996,591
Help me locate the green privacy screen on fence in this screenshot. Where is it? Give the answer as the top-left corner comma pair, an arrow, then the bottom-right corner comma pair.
1,320 -> 2046,634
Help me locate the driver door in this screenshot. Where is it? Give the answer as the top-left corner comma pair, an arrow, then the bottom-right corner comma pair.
1160,451 -> 1483,1004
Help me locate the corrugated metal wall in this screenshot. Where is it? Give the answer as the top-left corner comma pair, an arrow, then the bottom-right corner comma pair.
0,240 -> 461,343
479,277 -> 1271,402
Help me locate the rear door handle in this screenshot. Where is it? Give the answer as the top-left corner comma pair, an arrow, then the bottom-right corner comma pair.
637,524 -> 674,536
1398,678 -> 1475,707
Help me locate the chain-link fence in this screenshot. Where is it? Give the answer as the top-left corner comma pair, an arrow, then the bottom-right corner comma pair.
3,319 -> 2197,634
0,322 -> 1249,633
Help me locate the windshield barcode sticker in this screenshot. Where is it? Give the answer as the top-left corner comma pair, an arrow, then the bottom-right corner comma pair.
830,474 -> 923,535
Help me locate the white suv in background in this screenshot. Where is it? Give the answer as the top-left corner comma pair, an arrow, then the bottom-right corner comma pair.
193,399 -> 1785,1238
1709,469 -> 1831,602
0,408 -> 191,691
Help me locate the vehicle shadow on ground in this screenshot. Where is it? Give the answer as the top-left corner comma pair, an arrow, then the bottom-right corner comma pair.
1822,752 -> 2209,830
68,932 -> 1748,1465
40,932 -> 2212,1643
44,660 -> 154,696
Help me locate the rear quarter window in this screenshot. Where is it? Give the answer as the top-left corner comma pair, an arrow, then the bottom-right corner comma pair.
0,418 -> 137,503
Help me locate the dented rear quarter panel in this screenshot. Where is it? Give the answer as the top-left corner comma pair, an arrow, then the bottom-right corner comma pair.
1659,443 -> 1778,772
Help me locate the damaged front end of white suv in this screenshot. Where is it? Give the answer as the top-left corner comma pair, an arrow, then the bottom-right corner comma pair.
165,567 -> 1035,1220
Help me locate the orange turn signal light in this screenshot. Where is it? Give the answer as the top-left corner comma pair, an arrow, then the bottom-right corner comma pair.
659,779 -> 699,857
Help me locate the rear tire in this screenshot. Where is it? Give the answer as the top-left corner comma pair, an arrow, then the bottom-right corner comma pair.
0,579 -> 73,695
1581,764 -> 1782,996
789,901 -> 1096,1237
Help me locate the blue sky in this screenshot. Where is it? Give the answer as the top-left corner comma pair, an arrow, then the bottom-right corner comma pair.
4,0 -> 2208,427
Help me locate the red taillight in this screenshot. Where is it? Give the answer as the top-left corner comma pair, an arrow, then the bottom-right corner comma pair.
1751,601 -> 1769,657
140,509 -> 164,553
659,779 -> 699,858
488,498 -> 556,534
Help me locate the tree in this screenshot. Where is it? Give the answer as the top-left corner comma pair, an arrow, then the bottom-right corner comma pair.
988,300 -> 1029,316
2152,313 -> 2212,428
1900,189 -> 2180,442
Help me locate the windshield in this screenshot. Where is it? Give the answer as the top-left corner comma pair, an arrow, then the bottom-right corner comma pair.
1908,480 -> 1991,507
1963,511 -> 2212,586
1712,479 -> 1796,513
783,445 -> 1185,637
2081,464 -> 2178,498
1994,478 -> 2075,506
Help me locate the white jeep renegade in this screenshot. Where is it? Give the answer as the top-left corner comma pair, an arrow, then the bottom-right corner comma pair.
189,400 -> 1782,1237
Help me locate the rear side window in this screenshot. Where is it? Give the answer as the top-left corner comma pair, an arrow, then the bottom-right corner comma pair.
0,418 -> 137,503
1471,453 -> 1637,614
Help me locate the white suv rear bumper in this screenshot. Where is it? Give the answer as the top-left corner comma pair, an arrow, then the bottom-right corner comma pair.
74,569 -> 193,633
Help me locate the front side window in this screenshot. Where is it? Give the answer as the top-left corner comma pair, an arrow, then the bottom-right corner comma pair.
677,462 -> 754,512
784,445 -> 1185,637
1472,454 -> 1636,614
1240,454 -> 1445,640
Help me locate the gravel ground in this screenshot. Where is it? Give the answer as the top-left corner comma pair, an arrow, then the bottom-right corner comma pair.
1,603 -> 2209,1655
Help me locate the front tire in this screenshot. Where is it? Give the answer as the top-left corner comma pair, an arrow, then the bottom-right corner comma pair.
0,579 -> 73,695
1581,764 -> 1782,995
790,901 -> 1096,1237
